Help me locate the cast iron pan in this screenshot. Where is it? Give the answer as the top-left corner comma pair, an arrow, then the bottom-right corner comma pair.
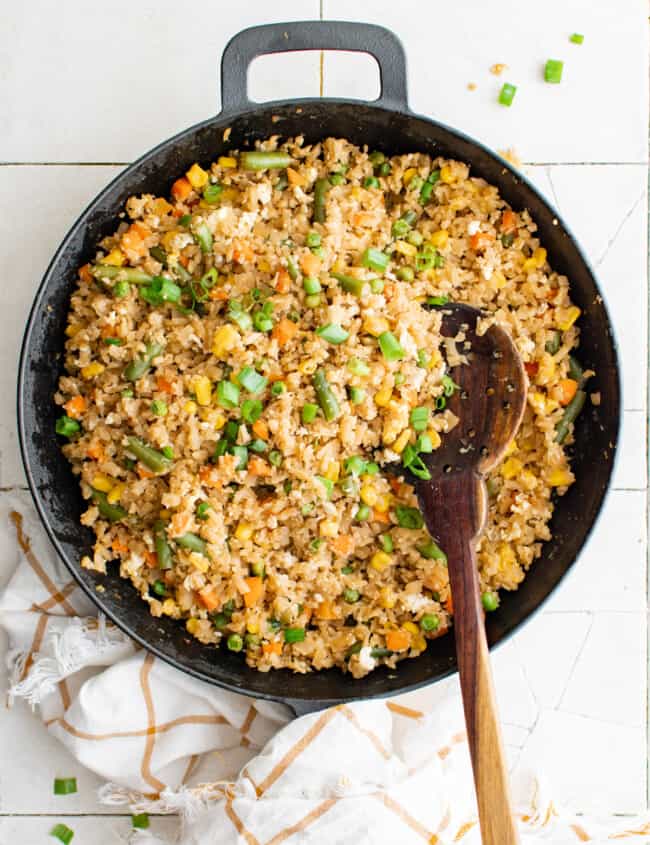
18,21 -> 620,716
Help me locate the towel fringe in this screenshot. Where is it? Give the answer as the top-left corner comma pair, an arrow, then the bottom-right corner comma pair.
99,781 -> 232,821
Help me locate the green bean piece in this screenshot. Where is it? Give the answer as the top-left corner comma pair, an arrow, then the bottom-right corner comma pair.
370,647 -> 393,658
313,178 -> 330,223
555,390 -> 586,444
331,272 -> 366,296
568,355 -> 585,386
124,341 -> 164,381
126,436 -> 172,473
153,520 -> 173,570
345,641 -> 363,659
239,151 -> 293,170
176,532 -> 208,555
545,331 -> 561,355
313,369 -> 340,421
91,265 -> 152,284
91,489 -> 127,522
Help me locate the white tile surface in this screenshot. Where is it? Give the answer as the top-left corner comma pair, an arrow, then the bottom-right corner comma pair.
322,0 -> 649,164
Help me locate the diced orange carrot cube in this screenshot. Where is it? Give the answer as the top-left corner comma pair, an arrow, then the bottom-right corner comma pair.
300,252 -> 321,277
386,630 -> 411,652
557,378 -> 578,406
272,317 -> 298,347
171,177 -> 192,201
198,586 -> 221,611
64,395 -> 86,419
242,576 -> 263,608
251,419 -> 268,439
330,535 -> 354,557
275,268 -> 291,293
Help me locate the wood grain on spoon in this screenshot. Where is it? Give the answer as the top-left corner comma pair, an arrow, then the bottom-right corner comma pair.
415,303 -> 526,845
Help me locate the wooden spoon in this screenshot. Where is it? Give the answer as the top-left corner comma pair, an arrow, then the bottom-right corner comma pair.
415,303 -> 526,845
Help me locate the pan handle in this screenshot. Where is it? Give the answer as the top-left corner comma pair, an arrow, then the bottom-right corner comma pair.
220,20 -> 409,114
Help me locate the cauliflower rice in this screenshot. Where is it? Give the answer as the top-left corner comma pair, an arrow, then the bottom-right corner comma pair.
55,136 -> 582,677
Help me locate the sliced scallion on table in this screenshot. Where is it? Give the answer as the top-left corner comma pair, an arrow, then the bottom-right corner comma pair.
50,823 -> 74,844
569,32 -> 584,44
132,813 -> 150,830
498,83 -> 517,106
53,777 -> 77,796
544,59 -> 564,83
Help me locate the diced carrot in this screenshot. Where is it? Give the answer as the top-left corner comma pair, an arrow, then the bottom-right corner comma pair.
383,282 -> 396,300
248,456 -> 272,477
171,177 -> 192,201
79,264 -> 93,284
156,376 -> 174,395
263,640 -> 283,655
100,325 -> 117,339
386,630 -> 411,652
131,222 -> 151,239
86,442 -> 105,461
524,362 -> 539,378
171,207 -> 184,218
352,211 -> 375,227
557,378 -> 578,406
275,268 -> 291,293
137,464 -> 155,479
232,240 -> 254,264
286,167 -> 306,187
198,586 -> 221,611
112,538 -> 128,554
143,550 -> 157,567
300,252 -> 321,277
210,286 -> 229,300
272,317 -> 298,347
64,395 -> 86,419
444,594 -> 453,615
251,419 -> 268,439
315,600 -> 337,620
199,465 -> 221,487
242,576 -> 263,608
179,253 -> 190,268
470,231 -> 494,252
373,508 -> 391,524
330,535 -> 354,557
388,477 -> 403,494
500,210 -> 518,234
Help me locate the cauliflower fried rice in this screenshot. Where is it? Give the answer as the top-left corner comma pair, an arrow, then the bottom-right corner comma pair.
55,136 -> 583,677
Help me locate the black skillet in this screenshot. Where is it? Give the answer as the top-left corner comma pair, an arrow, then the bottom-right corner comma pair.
18,21 -> 620,717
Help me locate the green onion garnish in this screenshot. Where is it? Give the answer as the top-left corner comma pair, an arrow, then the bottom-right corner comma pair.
361,247 -> 389,273
303,276 -> 322,295
238,366 -> 268,394
343,455 -> 366,476
348,386 -> 365,404
498,83 -> 517,106
203,182 -> 223,204
441,375 -> 459,397
415,433 -> 433,453
284,627 -> 306,643
55,415 -> 80,438
54,777 -> 77,796
50,824 -> 74,844
395,505 -> 424,529
241,399 -> 263,424
271,381 -> 286,396
380,533 -> 394,553
302,403 -> 319,424
544,59 -> 564,84
196,501 -> 212,520
316,476 -> 334,498
316,323 -> 349,345
355,504 -> 371,521
231,445 -> 248,470
331,272 -> 366,296
347,357 -> 370,376
410,406 -> 429,431
378,331 -> 405,361
132,813 -> 150,829
428,295 -> 450,306
216,380 -> 240,409
401,443 -> 431,480
569,33 -> 584,44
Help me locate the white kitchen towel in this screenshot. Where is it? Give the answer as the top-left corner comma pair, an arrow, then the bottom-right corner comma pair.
1,496 -> 649,845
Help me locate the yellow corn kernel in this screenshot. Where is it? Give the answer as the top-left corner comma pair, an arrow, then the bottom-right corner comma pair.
107,482 -> 125,504
403,167 -> 418,185
392,430 -> 411,454
319,519 -> 338,538
212,324 -> 239,358
374,493 -> 392,513
186,617 -> 200,635
247,619 -> 260,634
370,550 -> 392,572
161,599 -> 178,616
192,375 -> 212,407
65,324 -> 81,337
520,470 -> 537,490
324,461 -> 340,482
360,484 -> 379,508
350,186 -> 362,200
402,621 -> 419,636
235,522 -> 253,542
213,413 -> 226,431
504,438 -> 518,457
102,249 -> 125,267
498,542 -> 516,571
81,362 -> 105,379
258,258 -> 272,273
363,315 -> 390,337
440,165 -> 454,183
186,163 -> 209,189
218,156 -> 237,168
299,359 -> 318,375
548,468 -> 573,487
152,197 -> 173,216
492,271 -> 507,289
556,306 -> 581,332
374,387 -> 393,407
501,458 -> 522,480
394,240 -> 418,257
161,231 -> 178,253
220,187 -> 239,203
191,554 -> 209,573
522,256 -> 537,272
533,247 -> 547,267
528,391 -> 547,415
429,230 -> 449,250
183,400 -> 197,414
426,429 -> 442,449
91,474 -> 113,493
412,633 -> 427,651
331,258 -> 345,274
379,586 -> 396,609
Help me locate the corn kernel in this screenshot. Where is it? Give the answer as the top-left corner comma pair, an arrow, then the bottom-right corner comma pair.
213,413 -> 226,431
258,258 -> 272,273
403,167 -> 418,185
107,482 -> 125,504
440,165 -> 454,183
392,430 -> 411,454
186,163 -> 209,189
331,258 -> 345,274
363,315 -> 390,337
299,359 -> 318,375
192,375 -> 212,407
394,240 -> 418,257
350,186 -> 362,200
533,247 -> 547,267
402,621 -> 419,636
159,508 -> 172,520
81,362 -> 105,379
504,438 -> 518,457
556,306 -> 581,332
212,324 -> 239,358
102,249 -> 125,267
498,542 -> 516,570
374,388 -> 393,407
548,468 -> 573,487
501,458 -> 522,480
319,519 -> 338,538
235,522 -> 253,542
324,461 -> 340,482
413,633 -> 427,651
161,231 -> 178,252
218,156 -> 237,168
161,598 -> 178,616
360,484 -> 379,507
370,550 -> 392,572
528,391 -> 547,415
522,257 -> 537,273
191,554 -> 209,573
426,429 -> 442,449
65,324 -> 81,337
379,586 -> 395,609
247,619 -> 260,634
520,470 -> 537,490
374,493 -> 392,513
186,618 -> 200,635
492,271 -> 507,289
152,197 -> 173,216
91,474 -> 113,493
184,400 -> 197,414
429,230 -> 449,249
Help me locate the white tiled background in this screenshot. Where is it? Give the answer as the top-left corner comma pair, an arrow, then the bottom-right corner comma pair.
0,1 -> 648,840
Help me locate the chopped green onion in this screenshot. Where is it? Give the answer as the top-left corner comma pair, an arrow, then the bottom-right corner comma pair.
313,369 -> 340,421
380,533 -> 393,553
238,366 -> 268,394
50,823 -> 74,844
355,504 -> 371,521
203,182 -> 223,204
216,380 -> 240,409
55,415 -> 80,438
306,231 -> 321,248
103,336 -> 124,346
331,272 -> 366,296
227,633 -> 244,651
271,381 -> 286,396
498,83 -> 517,106
132,813 -> 150,829
347,357 -> 370,376
428,295 -> 449,306
113,280 -> 130,298
420,613 -> 440,632
344,588 -> 360,603
348,386 -> 365,404
150,399 -> 168,416
481,591 -> 500,612
316,476 -> 334,498
435,396 -> 447,410
395,505 -> 424,529
441,375 -> 459,396
415,433 -> 433,453
417,349 -> 430,369
370,278 -> 384,294
418,539 -> 447,562
249,438 -> 267,453
302,403 -> 319,424
192,220 -> 213,254
361,247 -> 389,273
544,59 -> 564,84
268,450 -> 283,467
378,331 -> 405,361
239,151 -> 293,170
303,276 -> 322,295
141,275 -> 182,307
196,501 -> 212,520
569,33 -> 584,44
53,777 -> 77,796
241,398 -> 263,424
363,176 -> 380,189
284,627 -> 306,643
231,445 -> 249,470
410,406 -> 429,431
228,301 -> 253,331
396,266 -> 415,282
402,444 -> 431,480
343,455 -> 366,476
316,323 -> 349,345
364,461 -> 379,475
